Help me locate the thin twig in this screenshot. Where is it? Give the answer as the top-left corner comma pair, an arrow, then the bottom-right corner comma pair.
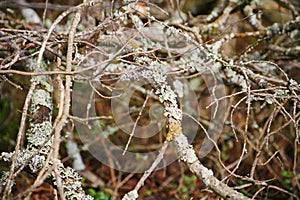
123,89 -> 152,155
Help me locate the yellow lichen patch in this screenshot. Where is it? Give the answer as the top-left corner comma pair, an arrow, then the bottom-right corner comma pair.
166,123 -> 182,141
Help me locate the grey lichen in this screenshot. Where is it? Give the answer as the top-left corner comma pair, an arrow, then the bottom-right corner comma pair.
0,171 -> 11,187
27,121 -> 52,146
1,149 -> 32,168
174,48 -> 208,73
54,161 -> 93,200
224,67 -> 247,91
1,152 -> 14,162
122,190 -> 138,200
29,155 -> 46,173
131,15 -> 144,29
164,106 -> 182,121
155,85 -> 177,104
36,76 -> 54,93
31,89 -> 53,110
166,26 -> 181,37
174,134 -> 198,163
200,165 -> 214,186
